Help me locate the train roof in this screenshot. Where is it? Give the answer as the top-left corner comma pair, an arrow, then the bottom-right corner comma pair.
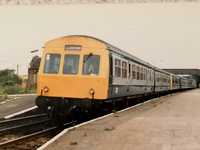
45,35 -> 172,75
74,35 -> 171,74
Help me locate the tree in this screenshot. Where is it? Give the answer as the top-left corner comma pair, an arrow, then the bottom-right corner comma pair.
0,69 -> 23,94
0,69 -> 22,86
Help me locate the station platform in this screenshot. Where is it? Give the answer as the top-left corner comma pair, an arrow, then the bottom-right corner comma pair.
0,94 -> 36,118
41,89 -> 200,150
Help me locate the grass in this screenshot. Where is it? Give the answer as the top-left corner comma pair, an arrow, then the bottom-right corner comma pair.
0,85 -> 36,95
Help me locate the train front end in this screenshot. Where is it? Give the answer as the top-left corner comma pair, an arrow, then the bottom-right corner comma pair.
36,36 -> 109,119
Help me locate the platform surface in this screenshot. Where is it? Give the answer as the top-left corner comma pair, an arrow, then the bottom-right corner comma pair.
0,94 -> 36,118
44,89 -> 200,150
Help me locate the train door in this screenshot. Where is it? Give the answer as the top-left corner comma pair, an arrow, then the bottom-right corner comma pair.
153,70 -> 156,93
109,54 -> 113,85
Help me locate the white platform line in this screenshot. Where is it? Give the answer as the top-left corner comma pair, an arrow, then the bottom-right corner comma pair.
8,94 -> 37,97
0,97 -> 19,105
0,93 -> 37,97
37,95 -> 170,150
4,106 -> 38,119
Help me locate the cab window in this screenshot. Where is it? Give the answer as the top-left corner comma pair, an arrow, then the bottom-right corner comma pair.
44,54 -> 60,74
83,55 -> 100,75
63,55 -> 79,74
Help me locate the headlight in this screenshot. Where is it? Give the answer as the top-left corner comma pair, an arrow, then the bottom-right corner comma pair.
43,86 -> 49,93
89,88 -> 95,95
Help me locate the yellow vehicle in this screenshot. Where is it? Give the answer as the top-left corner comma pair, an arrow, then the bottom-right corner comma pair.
36,35 -> 196,120
36,35 -> 111,119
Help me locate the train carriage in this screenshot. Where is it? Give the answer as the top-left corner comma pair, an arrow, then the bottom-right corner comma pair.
170,74 -> 180,90
180,76 -> 196,89
35,35 -> 196,119
154,68 -> 170,92
109,46 -> 155,98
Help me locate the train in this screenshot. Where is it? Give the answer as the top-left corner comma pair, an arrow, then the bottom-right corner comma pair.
35,35 -> 196,120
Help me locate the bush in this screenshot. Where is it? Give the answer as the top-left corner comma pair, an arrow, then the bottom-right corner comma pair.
0,69 -> 22,87
0,69 -> 25,95
4,85 -> 25,94
25,88 -> 36,94
0,87 -> 4,95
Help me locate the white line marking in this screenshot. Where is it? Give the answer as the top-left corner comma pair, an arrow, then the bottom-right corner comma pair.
0,97 -> 20,105
0,101 -> 6,104
4,106 -> 38,119
0,94 -> 36,97
37,95 -> 169,150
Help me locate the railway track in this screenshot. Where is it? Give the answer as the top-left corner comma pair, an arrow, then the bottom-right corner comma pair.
0,114 -> 51,149
0,114 -> 49,133
0,112 -> 76,150
0,121 -> 75,150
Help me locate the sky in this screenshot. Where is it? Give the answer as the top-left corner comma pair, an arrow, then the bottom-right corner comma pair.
0,3 -> 200,75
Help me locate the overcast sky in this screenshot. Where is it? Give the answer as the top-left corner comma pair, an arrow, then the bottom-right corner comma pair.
0,3 -> 200,75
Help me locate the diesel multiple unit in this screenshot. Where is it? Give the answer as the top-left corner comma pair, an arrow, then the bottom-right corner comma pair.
36,35 -> 196,119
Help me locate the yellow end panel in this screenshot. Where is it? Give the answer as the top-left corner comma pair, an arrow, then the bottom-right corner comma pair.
37,76 -> 108,99
37,36 -> 109,100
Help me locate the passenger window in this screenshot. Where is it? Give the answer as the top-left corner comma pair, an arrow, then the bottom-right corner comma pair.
146,69 -> 148,81
63,55 -> 79,74
114,59 -> 121,77
136,66 -> 140,80
44,54 -> 61,74
138,66 -> 140,80
83,55 -> 100,75
149,69 -> 151,81
132,64 -> 136,79
140,67 -> 143,80
156,73 -> 159,82
148,69 -> 150,81
122,61 -> 127,78
153,72 -> 155,81
128,63 -> 131,78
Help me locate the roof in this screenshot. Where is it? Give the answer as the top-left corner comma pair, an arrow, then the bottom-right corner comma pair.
45,35 -> 171,75
164,69 -> 200,76
53,35 -> 156,68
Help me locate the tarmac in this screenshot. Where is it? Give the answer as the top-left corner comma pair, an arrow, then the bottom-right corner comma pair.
41,89 -> 200,150
0,94 -> 36,118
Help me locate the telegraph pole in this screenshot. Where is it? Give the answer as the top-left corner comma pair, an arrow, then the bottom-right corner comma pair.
16,64 -> 19,86
16,64 -> 19,76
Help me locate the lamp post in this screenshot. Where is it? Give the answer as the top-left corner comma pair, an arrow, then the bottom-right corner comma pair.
30,49 -> 39,53
16,64 -> 19,76
28,49 -> 40,90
